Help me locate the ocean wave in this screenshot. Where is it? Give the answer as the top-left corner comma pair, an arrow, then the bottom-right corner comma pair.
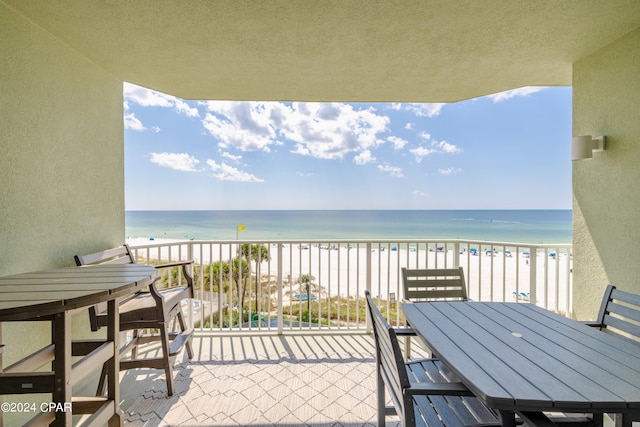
451,218 -> 522,224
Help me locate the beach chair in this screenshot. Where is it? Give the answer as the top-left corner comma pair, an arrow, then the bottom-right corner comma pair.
401,267 -> 467,358
74,244 -> 194,396
365,290 -> 500,427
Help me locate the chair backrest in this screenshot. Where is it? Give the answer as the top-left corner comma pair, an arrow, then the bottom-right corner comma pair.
365,290 -> 412,422
74,244 -> 137,267
402,267 -> 468,302
74,245 -> 137,331
594,284 -> 640,345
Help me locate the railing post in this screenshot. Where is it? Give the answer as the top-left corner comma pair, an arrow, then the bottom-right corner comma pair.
366,242 -> 372,333
453,241 -> 460,268
187,241 -> 194,328
277,243 -> 283,335
529,246 -> 537,305
566,248 -> 573,317
187,241 -> 193,263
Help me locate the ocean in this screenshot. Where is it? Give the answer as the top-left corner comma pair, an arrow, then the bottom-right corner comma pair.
125,210 -> 572,244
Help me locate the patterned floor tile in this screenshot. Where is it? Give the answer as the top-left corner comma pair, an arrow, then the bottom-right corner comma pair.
121,334 -> 419,426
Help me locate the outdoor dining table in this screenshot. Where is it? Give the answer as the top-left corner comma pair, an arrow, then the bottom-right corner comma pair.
402,301 -> 640,427
0,263 -> 156,426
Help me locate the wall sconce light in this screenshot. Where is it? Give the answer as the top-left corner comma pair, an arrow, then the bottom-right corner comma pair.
571,135 -> 606,161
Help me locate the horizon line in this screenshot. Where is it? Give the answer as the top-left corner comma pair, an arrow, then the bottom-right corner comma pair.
125,208 -> 572,212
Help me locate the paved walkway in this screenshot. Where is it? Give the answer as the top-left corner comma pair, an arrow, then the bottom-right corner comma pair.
118,334 -> 412,426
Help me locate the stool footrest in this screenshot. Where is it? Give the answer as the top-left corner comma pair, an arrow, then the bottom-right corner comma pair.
169,327 -> 194,356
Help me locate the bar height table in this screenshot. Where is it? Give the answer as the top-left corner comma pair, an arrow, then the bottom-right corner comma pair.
0,264 -> 156,426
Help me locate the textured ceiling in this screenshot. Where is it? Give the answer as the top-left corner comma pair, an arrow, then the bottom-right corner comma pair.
5,0 -> 640,102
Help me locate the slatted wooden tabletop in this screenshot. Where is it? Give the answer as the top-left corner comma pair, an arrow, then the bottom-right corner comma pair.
0,264 -> 157,425
0,264 -> 156,320
402,301 -> 640,415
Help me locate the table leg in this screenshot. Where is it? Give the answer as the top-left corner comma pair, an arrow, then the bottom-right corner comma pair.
53,311 -> 72,426
0,324 -> 3,427
614,413 -> 632,427
107,298 -> 123,427
498,410 -> 516,427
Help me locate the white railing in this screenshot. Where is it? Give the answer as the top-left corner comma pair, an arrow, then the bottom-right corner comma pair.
129,239 -> 573,333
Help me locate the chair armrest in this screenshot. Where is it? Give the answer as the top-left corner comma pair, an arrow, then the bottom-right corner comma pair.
148,276 -> 165,303
153,260 -> 195,298
582,321 -> 603,328
154,259 -> 194,269
393,327 -> 417,337
406,381 -> 474,396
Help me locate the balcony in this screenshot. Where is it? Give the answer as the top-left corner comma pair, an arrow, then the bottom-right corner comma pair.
104,238 -> 574,425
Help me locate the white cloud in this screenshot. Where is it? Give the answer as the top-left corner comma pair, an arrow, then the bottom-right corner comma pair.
413,190 -> 428,198
201,101 -> 390,160
439,167 -> 463,175
410,140 -> 462,162
150,152 -> 200,171
409,146 -> 436,163
221,151 -> 243,162
487,87 -> 544,103
419,131 -> 432,141
202,102 -> 277,152
151,126 -> 161,133
124,83 -> 200,117
206,160 -> 264,182
124,113 -> 146,131
434,140 -> 463,154
354,149 -> 376,165
387,136 -> 408,150
406,103 -> 446,117
124,83 -> 172,108
284,102 -> 389,160
378,164 -> 405,178
395,103 -> 446,118
174,99 -> 200,117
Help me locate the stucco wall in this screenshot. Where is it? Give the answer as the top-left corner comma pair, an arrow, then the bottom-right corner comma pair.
0,0 -> 124,390
572,28 -> 640,320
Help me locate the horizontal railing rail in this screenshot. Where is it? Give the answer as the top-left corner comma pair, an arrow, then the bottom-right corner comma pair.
129,239 -> 573,333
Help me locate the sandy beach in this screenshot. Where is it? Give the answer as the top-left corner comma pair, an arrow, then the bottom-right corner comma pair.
127,237 -> 573,315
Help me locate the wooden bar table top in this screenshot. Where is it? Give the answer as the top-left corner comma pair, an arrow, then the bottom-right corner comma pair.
0,264 -> 156,321
402,301 -> 640,425
0,264 -> 156,426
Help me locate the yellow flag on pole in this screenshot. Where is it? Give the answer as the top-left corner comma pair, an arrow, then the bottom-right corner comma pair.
237,225 -> 245,231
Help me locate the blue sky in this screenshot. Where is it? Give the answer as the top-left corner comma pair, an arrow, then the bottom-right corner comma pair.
124,84 -> 572,210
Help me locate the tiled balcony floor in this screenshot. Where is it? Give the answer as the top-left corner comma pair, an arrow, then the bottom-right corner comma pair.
117,333 -> 419,426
